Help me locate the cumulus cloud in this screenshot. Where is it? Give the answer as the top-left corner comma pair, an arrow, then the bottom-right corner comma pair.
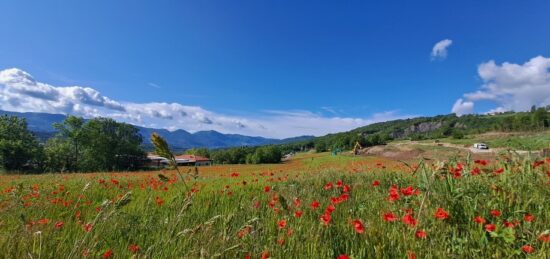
0,68 -> 414,138
431,39 -> 453,60
451,56 -> 550,115
451,99 -> 474,116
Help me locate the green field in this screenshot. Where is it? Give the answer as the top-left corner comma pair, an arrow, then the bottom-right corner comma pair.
428,132 -> 550,151
1,153 -> 549,258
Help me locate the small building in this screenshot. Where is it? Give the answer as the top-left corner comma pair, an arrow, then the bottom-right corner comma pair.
175,154 -> 213,166
145,154 -> 170,168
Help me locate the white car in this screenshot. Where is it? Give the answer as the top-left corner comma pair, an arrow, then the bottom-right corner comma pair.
473,143 -> 489,149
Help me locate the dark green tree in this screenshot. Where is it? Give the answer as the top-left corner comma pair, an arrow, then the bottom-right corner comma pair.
0,115 -> 43,172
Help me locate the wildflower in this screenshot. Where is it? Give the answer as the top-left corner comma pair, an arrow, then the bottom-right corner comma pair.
434,208 -> 449,220
277,219 -> 287,229
352,219 -> 365,234
293,198 -> 301,207
102,249 -> 113,258
237,226 -> 252,238
415,230 -> 427,239
155,196 -> 164,206
402,213 -> 417,227
407,251 -> 417,259
372,180 -> 380,187
387,185 -> 400,202
128,244 -> 140,253
474,160 -> 489,166
337,255 -> 349,259
294,210 -> 303,218
400,186 -> 415,196
342,185 -> 351,193
484,224 -> 496,232
261,250 -> 269,259
494,168 -> 504,175
470,167 -> 481,176
538,233 -> 550,243
490,210 -> 501,217
533,160 -> 545,168
54,221 -> 64,229
324,182 -> 334,190
383,212 -> 398,222
277,239 -> 285,245
336,180 -> 343,188
503,221 -> 516,228
474,216 -> 486,224
310,200 -> 320,209
83,223 -> 93,232
524,214 -> 535,222
325,204 -> 336,214
264,186 -> 271,192
521,245 -> 535,254
320,213 -> 331,226
37,218 -> 49,225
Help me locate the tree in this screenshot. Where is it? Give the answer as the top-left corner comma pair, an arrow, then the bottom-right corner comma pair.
52,116 -> 84,172
0,115 -> 43,172
184,148 -> 210,158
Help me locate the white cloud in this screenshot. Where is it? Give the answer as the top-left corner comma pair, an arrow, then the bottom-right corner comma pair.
0,68 -> 414,138
451,56 -> 550,115
451,98 -> 474,116
431,39 -> 453,60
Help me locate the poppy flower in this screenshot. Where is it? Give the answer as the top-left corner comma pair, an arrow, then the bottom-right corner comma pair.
372,180 -> 380,187
387,185 -> 400,202
320,213 -> 331,226
324,182 -> 334,190
294,210 -> 303,218
524,214 -> 535,222
261,251 -> 269,259
54,221 -> 64,229
470,167 -> 481,176
277,219 -> 287,229
383,212 -> 398,222
539,234 -> 550,243
490,210 -> 501,217
434,208 -> 449,220
337,255 -> 349,259
473,216 -> 486,224
521,245 -> 535,253
264,186 -> 271,192
484,224 -> 496,232
402,213 -> 417,227
325,204 -> 336,214
342,185 -> 351,193
400,186 -> 414,196
83,223 -> 93,232
310,200 -> 320,209
128,244 -> 140,253
293,198 -> 301,207
352,219 -> 365,234
336,180 -> 343,188
415,230 -> 427,239
474,160 -> 489,166
155,196 -> 164,206
277,239 -> 285,246
37,218 -> 49,225
493,168 -> 504,175
407,251 -> 417,259
533,160 -> 544,168
102,249 -> 113,258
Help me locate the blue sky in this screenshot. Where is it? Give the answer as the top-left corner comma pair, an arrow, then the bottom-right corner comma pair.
1,1 -> 550,138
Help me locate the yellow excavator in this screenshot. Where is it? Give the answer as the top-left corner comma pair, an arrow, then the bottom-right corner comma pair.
352,141 -> 363,155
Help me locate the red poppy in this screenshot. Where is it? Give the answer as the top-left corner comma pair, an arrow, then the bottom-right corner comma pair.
261,251 -> 269,259
490,210 -> 501,217
277,239 -> 285,246
400,186 -> 414,196
521,245 -> 535,253
372,180 -> 380,187
128,244 -> 140,253
277,219 -> 287,229
37,218 -> 49,225
493,168 -> 504,175
470,167 -> 481,176
533,160 -> 544,168
310,200 -> 320,209
524,214 -> 535,222
294,210 -> 303,218
474,159 -> 489,166
264,186 -> 271,192
383,212 -> 398,222
325,204 -> 336,214
484,224 -> 496,232
155,196 -> 164,206
407,251 -> 417,259
102,249 -> 113,258
474,216 -> 486,224
83,223 -> 93,232
402,213 -> 417,227
54,221 -> 64,229
539,233 -> 550,243
337,255 -> 349,259
342,185 -> 351,193
320,213 -> 331,226
387,185 -> 400,202
415,230 -> 427,239
324,182 -> 334,190
352,219 -> 365,234
336,180 -> 343,188
434,208 -> 449,220
293,198 -> 301,207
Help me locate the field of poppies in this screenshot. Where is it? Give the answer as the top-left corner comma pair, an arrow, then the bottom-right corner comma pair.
1,152 -> 549,258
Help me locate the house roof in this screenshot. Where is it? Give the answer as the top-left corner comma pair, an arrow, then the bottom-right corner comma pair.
175,154 -> 212,162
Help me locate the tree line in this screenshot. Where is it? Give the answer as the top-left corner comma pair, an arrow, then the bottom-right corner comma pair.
0,115 -> 145,173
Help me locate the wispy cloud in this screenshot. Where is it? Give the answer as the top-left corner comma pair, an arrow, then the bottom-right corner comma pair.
0,68 -> 415,138
148,82 -> 161,89
431,39 -> 453,60
451,55 -> 550,115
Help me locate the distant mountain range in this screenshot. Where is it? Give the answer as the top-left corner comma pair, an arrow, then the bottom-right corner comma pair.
0,110 -> 314,150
